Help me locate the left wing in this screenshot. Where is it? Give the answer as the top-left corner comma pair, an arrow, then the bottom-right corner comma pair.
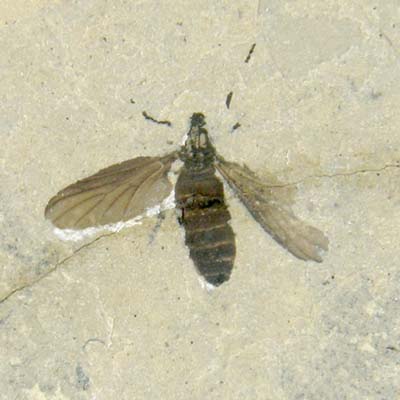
45,152 -> 178,229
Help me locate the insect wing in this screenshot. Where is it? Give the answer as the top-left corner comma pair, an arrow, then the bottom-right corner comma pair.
45,153 -> 177,229
216,157 -> 328,262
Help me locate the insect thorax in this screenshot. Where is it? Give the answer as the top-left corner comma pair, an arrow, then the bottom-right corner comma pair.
176,113 -> 223,209
179,113 -> 216,171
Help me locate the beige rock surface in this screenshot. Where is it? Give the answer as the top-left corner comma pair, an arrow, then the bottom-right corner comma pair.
1,1 -> 399,399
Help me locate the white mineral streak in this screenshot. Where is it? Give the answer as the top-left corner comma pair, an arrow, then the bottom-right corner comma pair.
54,190 -> 176,241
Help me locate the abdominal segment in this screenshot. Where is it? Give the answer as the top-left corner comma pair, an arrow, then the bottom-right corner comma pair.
175,167 -> 236,286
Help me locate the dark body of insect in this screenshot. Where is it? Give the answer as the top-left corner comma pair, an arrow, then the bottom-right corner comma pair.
175,114 -> 235,285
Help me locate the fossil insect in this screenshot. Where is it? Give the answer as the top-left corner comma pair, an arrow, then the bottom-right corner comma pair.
45,113 -> 328,286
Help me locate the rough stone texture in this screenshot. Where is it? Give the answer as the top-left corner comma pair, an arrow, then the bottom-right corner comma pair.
1,1 -> 399,399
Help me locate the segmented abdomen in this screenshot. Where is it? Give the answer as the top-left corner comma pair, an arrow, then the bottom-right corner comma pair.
175,167 -> 236,286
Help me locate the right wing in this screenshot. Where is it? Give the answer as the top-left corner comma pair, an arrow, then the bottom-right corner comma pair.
45,152 -> 178,230
216,156 -> 329,262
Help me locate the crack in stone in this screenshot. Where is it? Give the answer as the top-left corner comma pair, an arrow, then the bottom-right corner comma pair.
268,163 -> 400,188
0,232 -> 116,305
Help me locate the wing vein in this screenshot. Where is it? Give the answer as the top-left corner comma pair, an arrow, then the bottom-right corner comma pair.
52,192 -> 106,223
121,161 -> 166,218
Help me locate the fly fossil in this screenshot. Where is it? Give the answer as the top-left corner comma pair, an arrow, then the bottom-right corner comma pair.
45,113 -> 328,286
